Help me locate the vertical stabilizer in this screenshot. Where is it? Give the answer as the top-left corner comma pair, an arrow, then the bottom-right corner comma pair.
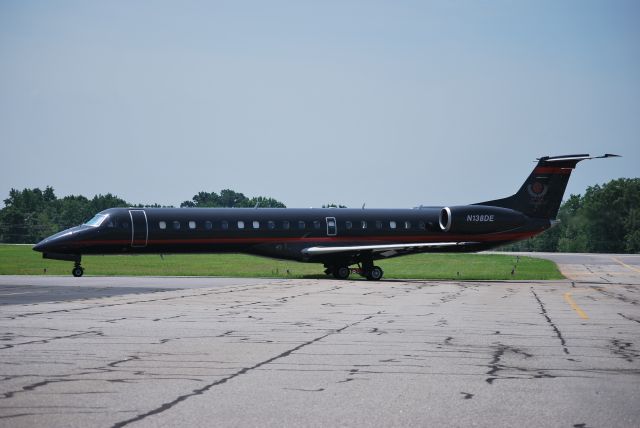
475,154 -> 619,219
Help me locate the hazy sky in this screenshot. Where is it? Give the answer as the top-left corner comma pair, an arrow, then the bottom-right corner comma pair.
1,1 -> 638,209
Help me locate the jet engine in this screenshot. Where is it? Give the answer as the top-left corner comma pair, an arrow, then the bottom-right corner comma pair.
438,205 -> 527,234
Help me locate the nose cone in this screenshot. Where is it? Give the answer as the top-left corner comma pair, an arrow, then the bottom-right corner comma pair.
33,240 -> 47,253
33,236 -> 60,253
32,227 -> 84,254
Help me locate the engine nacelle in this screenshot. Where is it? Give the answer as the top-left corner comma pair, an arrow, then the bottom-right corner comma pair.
438,205 -> 527,234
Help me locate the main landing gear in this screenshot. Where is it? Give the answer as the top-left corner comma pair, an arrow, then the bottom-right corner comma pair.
72,260 -> 84,277
324,262 -> 384,281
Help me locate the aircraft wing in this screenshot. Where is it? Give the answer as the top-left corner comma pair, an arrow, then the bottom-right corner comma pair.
302,242 -> 479,256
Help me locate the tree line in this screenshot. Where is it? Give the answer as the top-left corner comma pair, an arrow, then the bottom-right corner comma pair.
0,187 -> 286,243
1,179 -> 638,252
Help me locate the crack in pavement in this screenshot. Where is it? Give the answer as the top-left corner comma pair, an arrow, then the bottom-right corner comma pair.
594,288 -> 639,306
110,313 -> 378,428
609,339 -> 639,363
618,313 -> 640,324
531,288 -> 570,355
485,343 -> 552,384
0,352 -> 208,400
0,331 -> 103,350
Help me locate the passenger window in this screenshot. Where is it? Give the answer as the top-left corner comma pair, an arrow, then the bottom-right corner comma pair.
376,221 -> 383,229
189,221 -> 196,229
221,220 -> 229,230
238,221 -> 245,229
404,221 -> 411,229
345,221 -> 352,230
121,221 -> 129,229
361,220 -> 367,229
205,221 -> 213,230
419,221 -> 426,230
390,221 -> 397,229
313,220 -> 321,229
172,221 -> 180,230
159,221 -> 167,230
253,220 -> 260,229
268,221 -> 275,230
298,221 -> 306,229
282,220 -> 290,230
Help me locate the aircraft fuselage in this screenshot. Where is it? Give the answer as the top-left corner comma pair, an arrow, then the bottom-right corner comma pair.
33,154 -> 618,279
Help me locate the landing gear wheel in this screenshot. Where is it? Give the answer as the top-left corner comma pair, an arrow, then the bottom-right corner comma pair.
333,266 -> 351,280
72,266 -> 84,277
366,266 -> 383,281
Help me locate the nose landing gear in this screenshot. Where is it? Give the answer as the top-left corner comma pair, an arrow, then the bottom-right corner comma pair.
72,260 -> 84,277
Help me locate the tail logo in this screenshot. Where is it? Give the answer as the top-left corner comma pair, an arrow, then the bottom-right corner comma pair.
527,181 -> 548,204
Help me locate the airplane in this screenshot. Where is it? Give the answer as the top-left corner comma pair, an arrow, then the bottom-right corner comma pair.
33,154 -> 618,280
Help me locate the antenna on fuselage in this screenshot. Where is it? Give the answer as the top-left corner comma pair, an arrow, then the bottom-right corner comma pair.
254,201 -> 259,209
362,203 -> 366,209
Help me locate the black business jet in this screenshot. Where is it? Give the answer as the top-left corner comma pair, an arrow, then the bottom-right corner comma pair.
33,154 -> 617,279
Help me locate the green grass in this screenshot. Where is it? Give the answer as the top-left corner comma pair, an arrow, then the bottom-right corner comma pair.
0,244 -> 563,280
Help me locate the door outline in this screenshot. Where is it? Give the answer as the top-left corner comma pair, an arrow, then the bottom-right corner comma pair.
129,210 -> 148,247
326,217 -> 337,236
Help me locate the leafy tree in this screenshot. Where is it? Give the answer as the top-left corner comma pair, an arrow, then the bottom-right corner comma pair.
576,179 -> 640,252
55,195 -> 90,227
219,189 -> 247,207
0,188 -> 131,243
625,208 -> 640,253
247,196 -> 286,208
132,203 -> 173,208
181,191 -> 221,208
90,194 -> 129,213
0,187 -> 57,242
181,189 -> 286,208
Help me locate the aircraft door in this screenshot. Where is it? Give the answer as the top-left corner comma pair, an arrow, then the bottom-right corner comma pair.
129,210 -> 148,247
326,217 -> 337,236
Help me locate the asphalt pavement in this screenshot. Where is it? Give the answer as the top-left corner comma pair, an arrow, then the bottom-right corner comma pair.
0,253 -> 639,427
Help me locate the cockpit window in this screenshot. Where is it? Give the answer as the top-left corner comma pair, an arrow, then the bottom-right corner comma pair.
84,214 -> 108,227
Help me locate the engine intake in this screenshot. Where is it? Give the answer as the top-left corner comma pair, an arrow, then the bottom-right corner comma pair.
438,205 -> 527,234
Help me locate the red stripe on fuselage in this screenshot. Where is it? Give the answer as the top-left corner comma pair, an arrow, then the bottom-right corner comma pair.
72,230 -> 542,248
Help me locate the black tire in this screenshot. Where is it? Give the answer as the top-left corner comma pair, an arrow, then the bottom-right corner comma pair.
333,266 -> 350,280
366,266 -> 383,281
72,267 -> 84,277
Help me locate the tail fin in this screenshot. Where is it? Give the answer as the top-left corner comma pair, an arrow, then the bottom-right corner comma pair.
476,154 -> 620,219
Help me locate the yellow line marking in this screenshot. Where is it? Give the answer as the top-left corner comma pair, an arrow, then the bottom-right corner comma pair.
564,292 -> 589,320
612,257 -> 640,274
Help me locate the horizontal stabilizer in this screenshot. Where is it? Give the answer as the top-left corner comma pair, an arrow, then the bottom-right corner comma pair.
537,153 -> 621,163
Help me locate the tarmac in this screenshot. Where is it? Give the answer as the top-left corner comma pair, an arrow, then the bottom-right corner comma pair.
0,253 -> 639,427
